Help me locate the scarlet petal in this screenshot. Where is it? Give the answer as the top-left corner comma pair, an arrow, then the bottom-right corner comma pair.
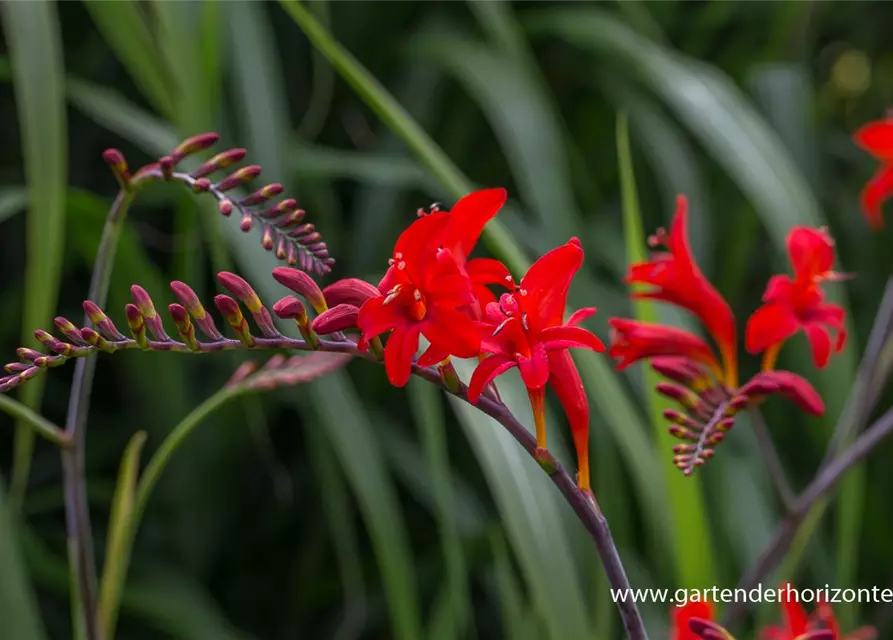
466,257 -> 514,286
805,324 -> 832,369
357,296 -> 402,341
787,227 -> 835,282
519,239 -> 584,334
853,119 -> 893,162
468,354 -> 516,403
780,583 -> 810,636
417,344 -> 451,368
384,324 -> 420,387
393,212 -> 451,281
426,273 -> 475,307
745,303 -> 800,355
441,188 -> 507,258
742,371 -> 824,415
421,307 -> 481,359
378,264 -> 411,296
566,307 -> 596,327
517,342 -> 550,390
540,325 -> 606,353
609,318 -> 722,374
861,165 -> 893,230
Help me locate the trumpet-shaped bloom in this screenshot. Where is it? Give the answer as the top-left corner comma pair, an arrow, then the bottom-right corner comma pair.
745,227 -> 847,369
609,319 -> 723,379
357,213 -> 480,386
467,238 -> 605,490
853,118 -> 893,229
626,195 -> 737,385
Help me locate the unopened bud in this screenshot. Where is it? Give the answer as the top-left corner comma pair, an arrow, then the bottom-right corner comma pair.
170,132 -> 219,164
215,165 -> 262,192
322,278 -> 379,308
272,267 -> 327,313
102,148 -> 131,187
191,148 -> 247,179
312,304 -> 359,335
240,212 -> 253,232
240,183 -> 283,206
214,295 -> 255,347
125,304 -> 149,350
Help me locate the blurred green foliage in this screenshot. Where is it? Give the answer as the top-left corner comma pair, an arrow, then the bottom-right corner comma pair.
1,1 -> 892,638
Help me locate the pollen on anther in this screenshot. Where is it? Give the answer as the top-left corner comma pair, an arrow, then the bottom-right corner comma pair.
519,289 -> 528,296
397,261 -> 406,270
413,289 -> 422,302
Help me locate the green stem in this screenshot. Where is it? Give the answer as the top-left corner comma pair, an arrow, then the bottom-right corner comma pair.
0,395 -> 69,448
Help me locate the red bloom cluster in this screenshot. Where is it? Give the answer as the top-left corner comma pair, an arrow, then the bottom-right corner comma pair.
673,586 -> 876,640
347,189 -> 605,490
609,196 -> 846,474
853,117 -> 893,229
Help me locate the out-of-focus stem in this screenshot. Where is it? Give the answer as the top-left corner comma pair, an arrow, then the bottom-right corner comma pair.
748,408 -> 795,511
61,182 -> 142,640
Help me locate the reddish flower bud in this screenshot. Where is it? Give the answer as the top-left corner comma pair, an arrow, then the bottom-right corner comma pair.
169,281 -> 222,340
272,267 -> 326,313
159,155 -> 175,178
17,347 -> 42,362
82,301 -> 126,341
214,295 -> 254,346
4,362 -> 31,373
215,165 -> 261,192
239,211 -> 253,231
275,235 -> 287,260
281,211 -> 308,229
261,225 -> 275,250
655,381 -> 700,410
193,178 -> 212,193
663,409 -> 702,430
312,304 -> 359,335
54,317 -> 89,346
216,273 -> 277,337
102,148 -> 131,186
130,285 -> 169,340
668,425 -> 699,441
273,296 -> 317,348
169,303 -> 199,351
191,148 -> 247,179
322,278 -> 379,308
240,183 -> 283,206
170,132 -> 219,164
125,304 -> 149,350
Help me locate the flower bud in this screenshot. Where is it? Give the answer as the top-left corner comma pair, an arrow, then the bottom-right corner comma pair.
170,132 -> 219,164
130,285 -> 170,341
193,178 -> 212,193
272,267 -> 326,313
239,211 -> 253,232
169,304 -> 199,351
240,183 -> 283,206
125,304 -> 149,350
312,304 -> 359,335
273,296 -> 317,349
258,198 -> 298,220
322,278 -> 379,308
102,148 -> 131,186
191,148 -> 247,179
82,301 -> 127,340
80,328 -> 116,353
214,295 -> 254,346
169,281 -> 222,340
215,165 -> 262,192
54,317 -> 89,346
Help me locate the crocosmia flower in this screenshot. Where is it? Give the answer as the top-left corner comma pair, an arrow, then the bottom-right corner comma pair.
626,195 -> 737,386
357,213 -> 481,386
357,189 -> 511,386
610,195 -> 838,475
745,227 -> 847,370
759,583 -> 876,640
853,118 -> 893,229
467,238 -> 606,490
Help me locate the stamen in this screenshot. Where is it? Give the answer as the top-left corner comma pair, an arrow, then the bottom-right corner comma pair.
492,317 -> 512,336
521,313 -> 529,332
383,285 -> 402,305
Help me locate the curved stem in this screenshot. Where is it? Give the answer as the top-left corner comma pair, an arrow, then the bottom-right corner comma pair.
61,185 -> 139,640
748,408 -> 795,511
0,395 -> 69,448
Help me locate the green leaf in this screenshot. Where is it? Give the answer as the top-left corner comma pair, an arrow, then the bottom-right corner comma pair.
616,112 -> 716,589
2,0 -> 68,510
98,431 -> 148,640
0,186 -> 27,225
82,0 -> 175,116
301,375 -> 421,640
0,481 -> 47,640
407,379 -> 470,637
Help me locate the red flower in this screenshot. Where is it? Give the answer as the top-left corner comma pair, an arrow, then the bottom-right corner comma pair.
467,238 -> 606,490
437,188 -> 514,313
671,601 -> 717,640
626,195 -> 737,386
357,213 -> 481,386
609,319 -> 723,379
759,584 -> 876,640
745,227 -> 847,370
853,118 -> 893,229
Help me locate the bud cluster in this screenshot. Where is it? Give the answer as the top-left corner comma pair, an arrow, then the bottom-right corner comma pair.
103,132 -> 334,275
